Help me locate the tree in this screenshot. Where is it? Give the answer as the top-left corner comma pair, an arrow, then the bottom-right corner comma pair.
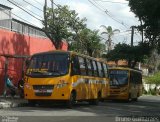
100,25 -> 120,52
128,0 -> 160,50
70,28 -> 106,57
106,42 -> 151,68
43,2 -> 86,49
148,49 -> 160,73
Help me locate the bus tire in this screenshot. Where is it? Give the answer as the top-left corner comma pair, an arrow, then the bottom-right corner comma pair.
132,93 -> 138,101
89,92 -> 101,105
89,99 -> 98,105
132,98 -> 138,101
66,91 -> 76,109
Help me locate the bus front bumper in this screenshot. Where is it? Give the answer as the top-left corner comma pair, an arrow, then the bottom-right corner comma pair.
24,85 -> 71,100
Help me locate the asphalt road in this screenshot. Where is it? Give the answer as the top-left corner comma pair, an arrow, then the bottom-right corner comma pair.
0,95 -> 160,122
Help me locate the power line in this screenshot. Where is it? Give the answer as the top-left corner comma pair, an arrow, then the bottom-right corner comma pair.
49,0 -> 85,27
1,7 -> 41,28
88,0 -> 105,13
22,0 -> 43,12
11,13 -> 40,27
94,0 -> 128,4
105,11 -> 129,28
93,0 -> 130,28
88,0 -> 129,29
32,0 -> 44,7
7,0 -> 43,22
12,0 -> 43,19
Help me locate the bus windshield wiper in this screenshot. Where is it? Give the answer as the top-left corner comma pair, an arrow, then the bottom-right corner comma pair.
31,71 -> 44,74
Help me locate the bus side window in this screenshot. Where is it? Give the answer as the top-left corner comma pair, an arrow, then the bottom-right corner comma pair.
130,72 -> 137,84
138,73 -> 142,84
102,63 -> 108,77
90,60 -> 94,76
130,72 -> 133,83
92,60 -> 98,77
86,59 -> 92,76
101,63 -> 107,77
71,55 -> 80,75
135,72 -> 141,84
97,62 -> 103,77
78,56 -> 87,76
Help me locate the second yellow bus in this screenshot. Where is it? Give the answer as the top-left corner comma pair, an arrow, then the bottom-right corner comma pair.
108,67 -> 142,101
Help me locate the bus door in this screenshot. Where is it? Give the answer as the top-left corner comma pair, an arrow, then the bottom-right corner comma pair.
71,55 -> 86,100
85,59 -> 95,100
91,60 -> 99,99
78,56 -> 89,99
130,71 -> 138,98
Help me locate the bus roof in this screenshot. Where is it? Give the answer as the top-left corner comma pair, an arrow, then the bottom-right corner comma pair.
31,50 -> 106,63
32,50 -> 70,56
109,67 -> 142,73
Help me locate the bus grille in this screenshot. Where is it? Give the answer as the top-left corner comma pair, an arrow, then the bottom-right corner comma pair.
33,85 -> 54,96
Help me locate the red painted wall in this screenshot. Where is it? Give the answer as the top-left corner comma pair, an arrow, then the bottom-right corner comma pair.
0,29 -> 67,94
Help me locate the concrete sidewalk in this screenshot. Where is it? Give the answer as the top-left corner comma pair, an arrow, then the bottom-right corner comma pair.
0,96 -> 27,109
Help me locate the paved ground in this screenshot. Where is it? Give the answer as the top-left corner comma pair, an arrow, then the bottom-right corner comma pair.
0,96 -> 27,109
0,95 -> 160,122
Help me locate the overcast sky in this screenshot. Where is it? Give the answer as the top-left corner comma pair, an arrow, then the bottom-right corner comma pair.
0,0 -> 142,46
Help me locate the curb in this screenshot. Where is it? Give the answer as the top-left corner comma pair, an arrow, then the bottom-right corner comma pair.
0,101 -> 19,109
0,99 -> 28,109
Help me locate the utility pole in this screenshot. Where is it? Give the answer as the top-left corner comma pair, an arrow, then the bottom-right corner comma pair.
51,0 -> 54,21
131,26 -> 134,47
44,0 -> 47,29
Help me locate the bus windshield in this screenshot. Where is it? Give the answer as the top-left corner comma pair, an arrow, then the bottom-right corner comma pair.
109,70 -> 128,86
26,53 -> 70,77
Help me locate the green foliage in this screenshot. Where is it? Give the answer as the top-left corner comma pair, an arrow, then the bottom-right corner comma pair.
70,28 -> 106,57
43,4 -> 86,49
143,88 -> 148,95
150,89 -> 157,95
145,72 -> 160,85
106,42 -> 151,68
43,4 -> 105,56
128,0 -> 160,50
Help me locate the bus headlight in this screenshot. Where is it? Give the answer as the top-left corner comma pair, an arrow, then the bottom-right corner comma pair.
55,83 -> 68,88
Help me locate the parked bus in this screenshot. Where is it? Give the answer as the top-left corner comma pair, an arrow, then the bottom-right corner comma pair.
24,50 -> 109,107
108,67 -> 142,101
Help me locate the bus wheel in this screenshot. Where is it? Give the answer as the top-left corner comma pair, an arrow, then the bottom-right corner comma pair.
66,91 -> 76,108
89,99 -> 99,105
28,100 -> 36,107
132,93 -> 138,101
132,98 -> 138,101
89,92 -> 101,105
